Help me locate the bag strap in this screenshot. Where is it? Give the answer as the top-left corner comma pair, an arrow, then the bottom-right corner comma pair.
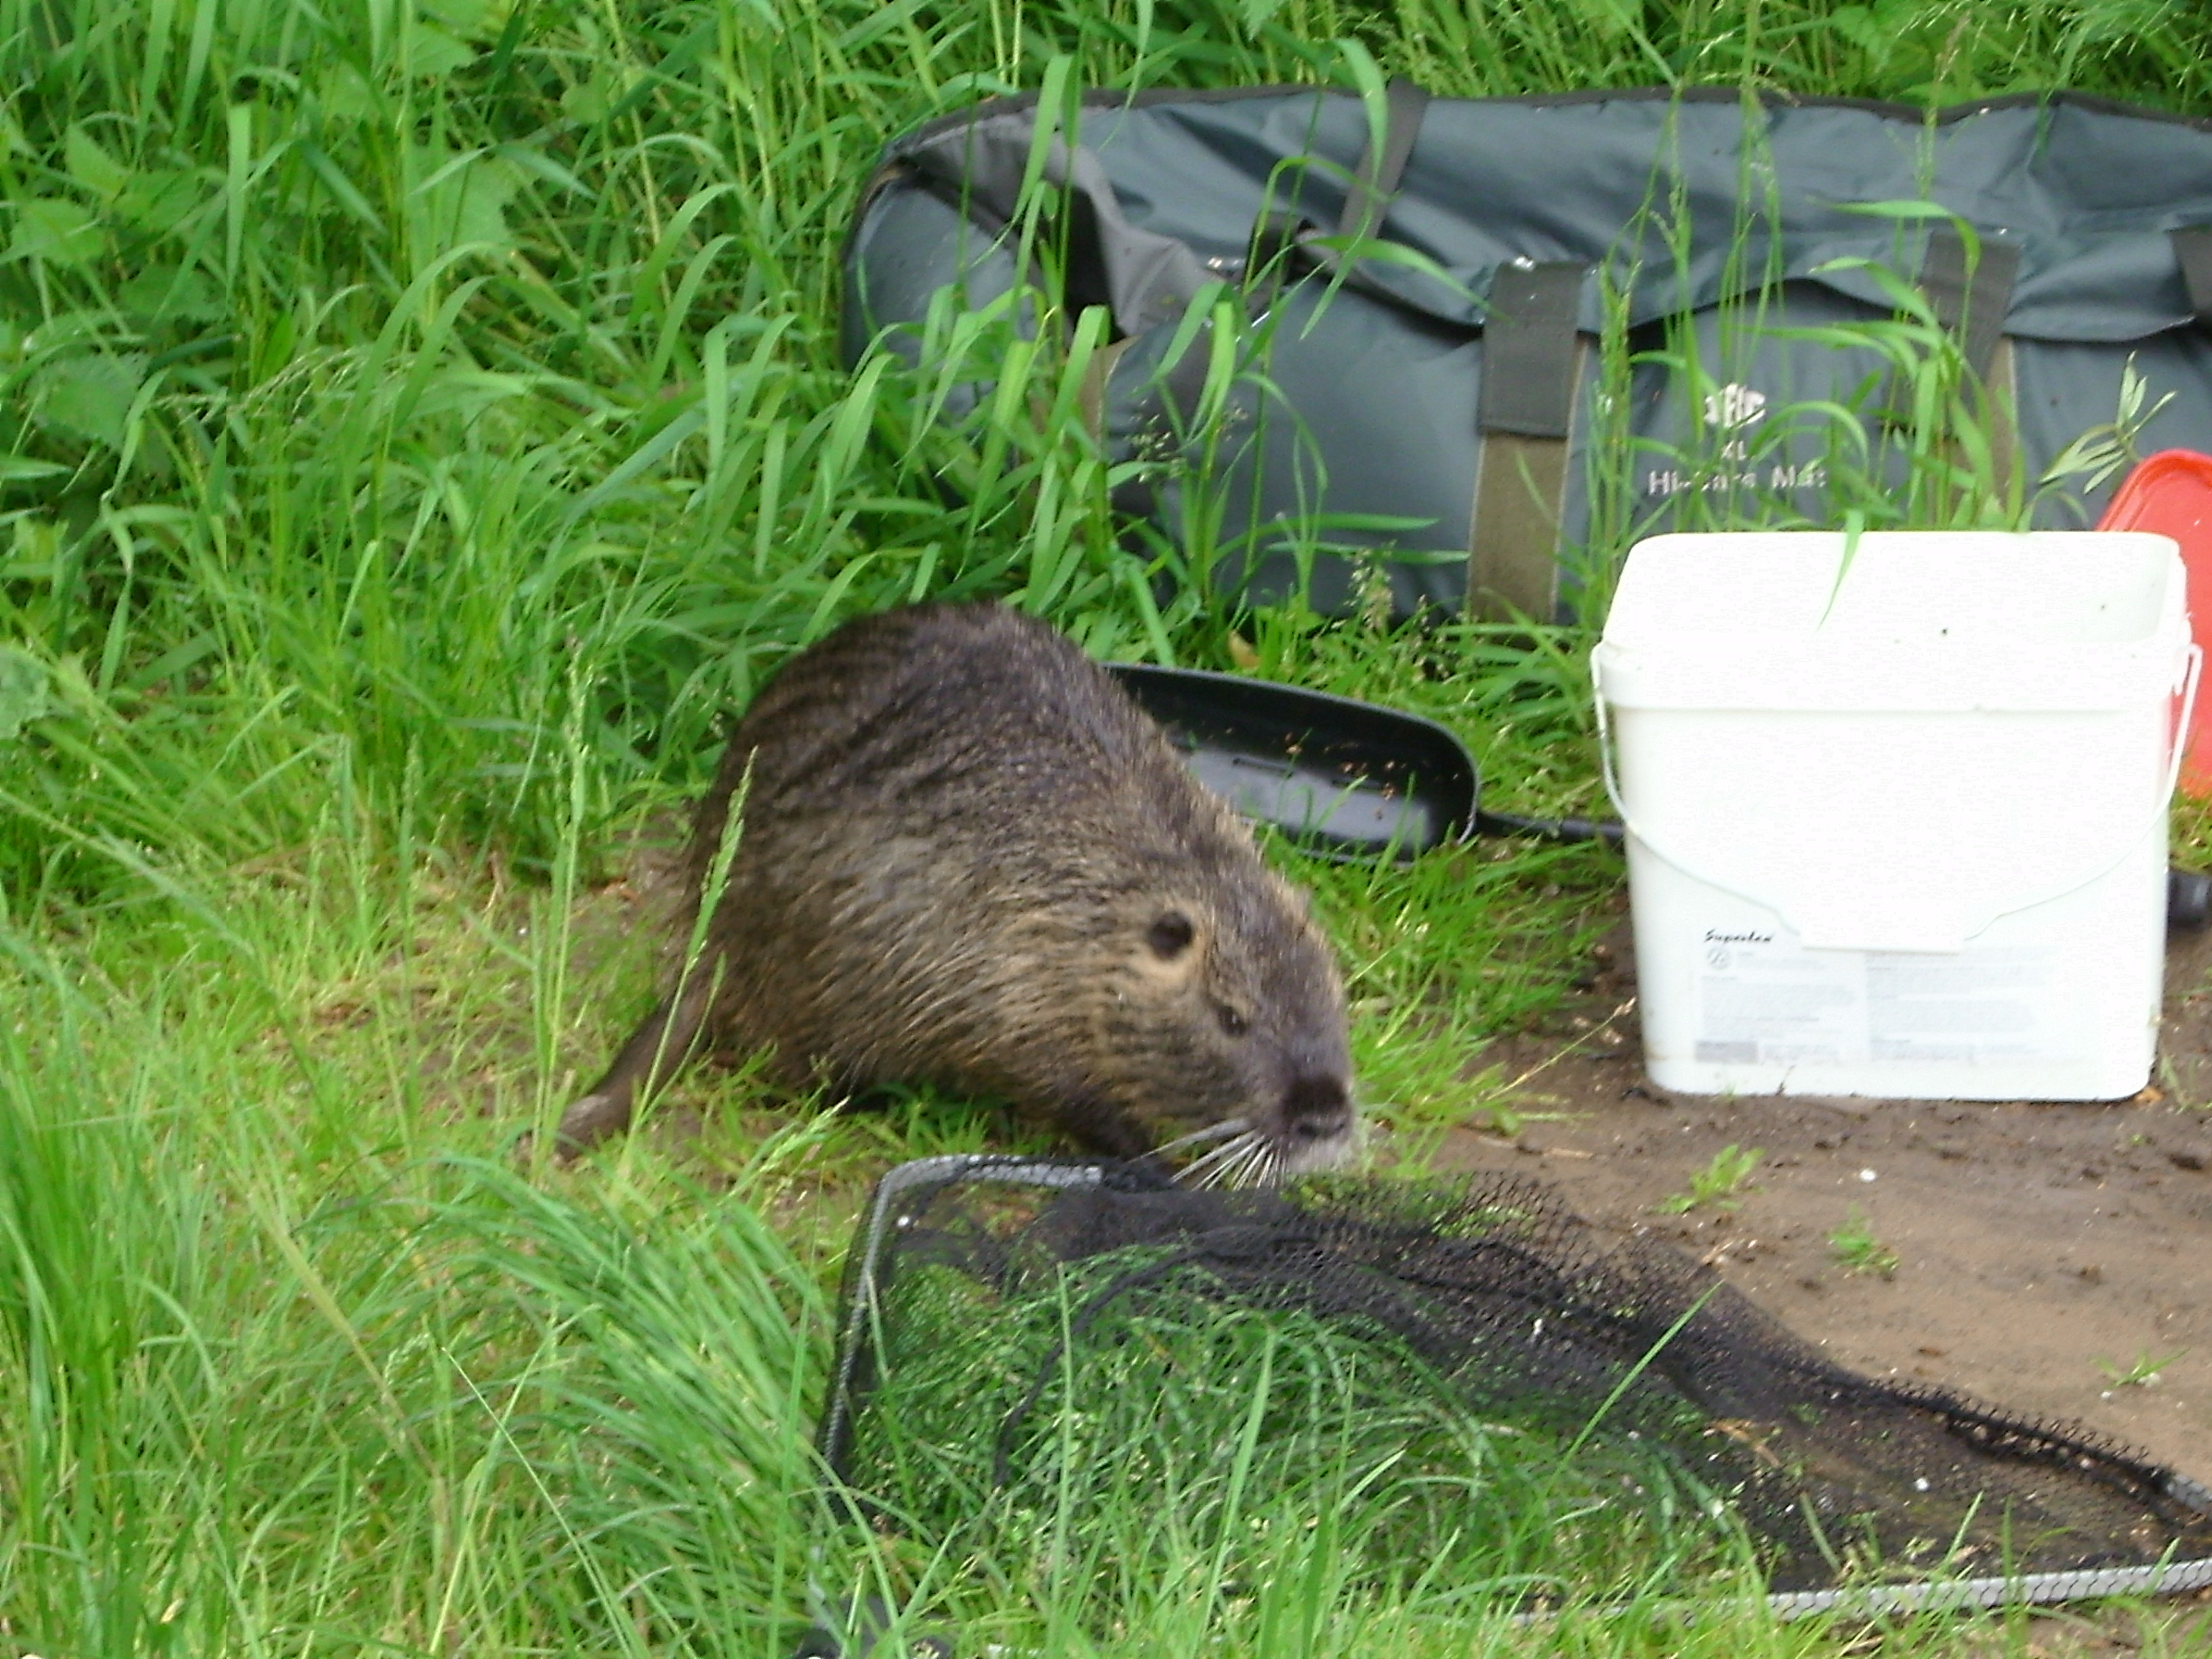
1327,81 -> 1594,623
1882,224 -> 2019,425
1338,78 -> 1431,243
1102,84 -> 1437,524
1468,261 -> 1588,622
1940,224 -> 2021,485
1246,78 -> 1428,295
1920,224 -> 2019,385
2174,224 -> 2212,329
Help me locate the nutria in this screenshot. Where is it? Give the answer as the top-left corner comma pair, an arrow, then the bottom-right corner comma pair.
556,602 -> 1356,1174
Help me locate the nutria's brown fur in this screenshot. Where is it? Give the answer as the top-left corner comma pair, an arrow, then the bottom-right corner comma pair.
557,602 -> 1355,1170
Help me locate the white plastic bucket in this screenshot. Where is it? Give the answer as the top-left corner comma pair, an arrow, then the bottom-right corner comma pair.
1593,531 -> 2197,1101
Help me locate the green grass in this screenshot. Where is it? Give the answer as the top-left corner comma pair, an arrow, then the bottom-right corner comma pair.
3,0 -> 2211,1650
2095,1347 -> 2187,1389
1656,1143 -> 1766,1216
1828,1206 -> 1902,1279
838,1244 -> 1765,1637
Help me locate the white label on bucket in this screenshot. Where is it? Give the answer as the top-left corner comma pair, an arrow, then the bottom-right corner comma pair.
1694,932 -> 2064,1067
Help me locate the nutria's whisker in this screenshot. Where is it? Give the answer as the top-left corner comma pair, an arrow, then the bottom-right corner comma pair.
1152,1118 -> 1249,1159
1179,1131 -> 1254,1187
1176,1151 -> 1225,1189
1216,1134 -> 1269,1191
1194,1132 -> 1265,1191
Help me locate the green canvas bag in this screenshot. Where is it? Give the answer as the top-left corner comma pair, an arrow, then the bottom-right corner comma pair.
842,85 -> 2212,620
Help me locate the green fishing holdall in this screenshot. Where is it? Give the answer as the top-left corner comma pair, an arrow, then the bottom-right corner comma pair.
840,85 -> 2212,621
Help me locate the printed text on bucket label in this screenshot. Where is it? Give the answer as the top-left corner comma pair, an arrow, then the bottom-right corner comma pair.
1693,930 -> 2067,1067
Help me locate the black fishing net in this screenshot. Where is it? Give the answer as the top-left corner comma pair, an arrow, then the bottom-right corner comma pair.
817,1156 -> 2212,1616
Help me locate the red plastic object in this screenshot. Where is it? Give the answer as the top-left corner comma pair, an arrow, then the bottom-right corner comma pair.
2098,449 -> 2212,799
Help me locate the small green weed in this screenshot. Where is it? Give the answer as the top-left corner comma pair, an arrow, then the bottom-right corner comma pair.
1828,1208 -> 1901,1277
1654,1143 -> 1764,1215
2094,1347 -> 2187,1389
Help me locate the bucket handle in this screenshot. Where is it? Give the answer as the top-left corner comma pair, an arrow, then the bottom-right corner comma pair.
1592,642 -> 2203,951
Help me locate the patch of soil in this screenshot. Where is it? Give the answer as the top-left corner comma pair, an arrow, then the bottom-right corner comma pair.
1437,910 -> 2212,1487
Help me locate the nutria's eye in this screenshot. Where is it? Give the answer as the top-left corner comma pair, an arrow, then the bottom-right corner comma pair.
1215,1003 -> 1248,1038
1147,911 -> 1195,960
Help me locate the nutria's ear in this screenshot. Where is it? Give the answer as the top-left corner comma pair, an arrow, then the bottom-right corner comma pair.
1146,910 -> 1195,960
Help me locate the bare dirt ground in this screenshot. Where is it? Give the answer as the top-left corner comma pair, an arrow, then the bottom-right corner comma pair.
1437,907 -> 2212,1490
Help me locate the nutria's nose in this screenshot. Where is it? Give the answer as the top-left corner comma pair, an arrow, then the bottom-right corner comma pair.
1282,1073 -> 1351,1142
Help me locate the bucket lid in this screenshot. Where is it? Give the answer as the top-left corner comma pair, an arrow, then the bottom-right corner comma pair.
2098,451 -> 2212,797
1597,532 -> 2188,712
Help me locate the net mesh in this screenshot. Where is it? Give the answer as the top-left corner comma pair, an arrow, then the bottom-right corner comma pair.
819,1158 -> 2212,1605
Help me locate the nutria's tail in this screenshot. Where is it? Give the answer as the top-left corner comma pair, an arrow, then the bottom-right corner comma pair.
554,968 -> 718,1162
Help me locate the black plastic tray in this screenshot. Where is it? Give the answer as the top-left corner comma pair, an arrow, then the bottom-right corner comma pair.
1108,663 -> 1478,863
